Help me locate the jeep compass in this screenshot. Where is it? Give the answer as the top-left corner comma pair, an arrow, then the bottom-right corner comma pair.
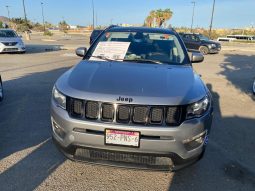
51,26 -> 213,170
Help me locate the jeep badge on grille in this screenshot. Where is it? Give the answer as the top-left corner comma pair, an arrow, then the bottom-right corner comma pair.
116,96 -> 133,103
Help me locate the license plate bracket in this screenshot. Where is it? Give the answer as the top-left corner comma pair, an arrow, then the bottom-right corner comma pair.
105,129 -> 140,148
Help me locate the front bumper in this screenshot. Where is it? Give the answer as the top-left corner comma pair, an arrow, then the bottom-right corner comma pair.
51,100 -> 213,170
209,47 -> 221,54
0,44 -> 26,53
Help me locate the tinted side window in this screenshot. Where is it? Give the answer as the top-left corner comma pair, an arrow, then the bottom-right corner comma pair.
183,34 -> 191,40
191,35 -> 199,41
92,31 -> 100,38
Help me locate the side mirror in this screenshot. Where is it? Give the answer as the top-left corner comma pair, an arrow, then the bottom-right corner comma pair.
76,47 -> 87,57
191,52 -> 204,63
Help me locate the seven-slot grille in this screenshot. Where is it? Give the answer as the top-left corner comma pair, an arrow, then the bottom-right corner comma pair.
67,98 -> 185,127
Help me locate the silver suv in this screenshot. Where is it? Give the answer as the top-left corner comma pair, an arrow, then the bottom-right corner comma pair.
51,26 -> 213,170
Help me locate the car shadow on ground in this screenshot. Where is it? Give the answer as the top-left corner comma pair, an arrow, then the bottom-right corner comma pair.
25,44 -> 65,54
0,139 -> 65,191
219,53 -> 255,96
0,67 -> 70,190
168,53 -> 255,190
0,44 -> 65,55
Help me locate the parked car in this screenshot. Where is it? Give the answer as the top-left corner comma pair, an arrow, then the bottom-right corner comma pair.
0,29 -> 26,53
51,26 -> 213,171
217,37 -> 235,42
0,75 -> 3,101
90,29 -> 103,45
179,33 -> 221,55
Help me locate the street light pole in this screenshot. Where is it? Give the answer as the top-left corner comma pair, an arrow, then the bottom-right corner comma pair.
22,0 -> 28,25
191,1 -> 196,32
209,0 -> 216,39
41,2 -> 46,32
6,6 -> 11,21
92,0 -> 95,29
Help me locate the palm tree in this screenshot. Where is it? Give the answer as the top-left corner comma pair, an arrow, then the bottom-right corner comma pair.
155,9 -> 173,27
145,15 -> 153,27
145,9 -> 173,28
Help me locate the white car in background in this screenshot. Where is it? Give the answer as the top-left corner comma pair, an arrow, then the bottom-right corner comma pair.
0,29 -> 26,53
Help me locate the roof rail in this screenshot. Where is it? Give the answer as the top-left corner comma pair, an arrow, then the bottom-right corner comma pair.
107,25 -> 118,29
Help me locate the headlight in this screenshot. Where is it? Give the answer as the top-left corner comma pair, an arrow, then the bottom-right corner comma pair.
186,96 -> 210,119
18,41 -> 24,46
210,44 -> 216,48
52,86 -> 66,109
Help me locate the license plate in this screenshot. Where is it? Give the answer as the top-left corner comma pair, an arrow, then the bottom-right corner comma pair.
105,129 -> 140,148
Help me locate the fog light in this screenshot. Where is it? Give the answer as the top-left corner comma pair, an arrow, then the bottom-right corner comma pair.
183,132 -> 206,151
53,121 -> 66,139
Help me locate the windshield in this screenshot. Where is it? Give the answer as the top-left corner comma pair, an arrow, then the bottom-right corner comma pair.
87,31 -> 186,65
198,35 -> 210,41
0,30 -> 18,38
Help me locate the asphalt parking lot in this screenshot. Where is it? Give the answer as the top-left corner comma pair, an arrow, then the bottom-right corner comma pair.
0,41 -> 255,191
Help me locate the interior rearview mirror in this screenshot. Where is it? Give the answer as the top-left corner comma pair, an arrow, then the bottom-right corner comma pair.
75,47 -> 87,57
191,52 -> 204,63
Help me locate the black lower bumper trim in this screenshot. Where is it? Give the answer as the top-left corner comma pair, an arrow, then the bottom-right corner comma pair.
52,136 -> 204,171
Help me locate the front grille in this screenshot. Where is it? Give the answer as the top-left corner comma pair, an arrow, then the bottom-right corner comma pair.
101,103 -> 114,121
71,99 -> 83,117
151,107 -> 164,124
2,42 -> 18,46
3,48 -> 19,51
73,148 -> 174,170
133,106 -> 149,124
86,101 -> 99,119
75,148 -> 157,165
67,98 -> 185,127
117,105 -> 131,123
166,107 -> 182,125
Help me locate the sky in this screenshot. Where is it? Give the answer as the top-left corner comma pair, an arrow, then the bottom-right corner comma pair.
0,0 -> 254,29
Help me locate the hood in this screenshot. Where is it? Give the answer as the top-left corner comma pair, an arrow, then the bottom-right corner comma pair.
202,39 -> 220,45
0,37 -> 22,43
56,61 -> 207,105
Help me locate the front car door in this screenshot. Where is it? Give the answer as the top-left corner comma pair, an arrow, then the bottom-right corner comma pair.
189,34 -> 201,50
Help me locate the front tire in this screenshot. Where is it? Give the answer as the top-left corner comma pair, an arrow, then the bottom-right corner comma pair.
199,46 -> 209,55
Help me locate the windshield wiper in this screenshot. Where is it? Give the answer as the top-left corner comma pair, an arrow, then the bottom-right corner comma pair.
124,59 -> 164,65
89,55 -> 118,62
89,56 -> 164,65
